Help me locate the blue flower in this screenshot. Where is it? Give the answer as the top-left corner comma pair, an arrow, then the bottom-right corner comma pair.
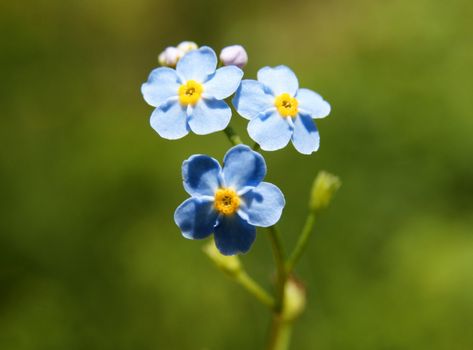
174,145 -> 285,255
232,65 -> 330,154
142,46 -> 243,139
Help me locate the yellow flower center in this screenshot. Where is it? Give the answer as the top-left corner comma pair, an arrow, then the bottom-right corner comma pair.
275,93 -> 298,117
178,80 -> 203,106
214,188 -> 240,215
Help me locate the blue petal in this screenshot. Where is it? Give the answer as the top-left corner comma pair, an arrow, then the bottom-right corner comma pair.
182,154 -> 223,196
141,67 -> 180,107
214,215 -> 256,255
150,100 -> 189,140
247,111 -> 293,151
188,99 -> 231,135
240,182 -> 285,227
176,46 -> 217,82
296,88 -> 331,118
291,114 -> 320,154
232,80 -> 274,120
203,66 -> 243,100
257,65 -> 299,96
222,145 -> 266,190
174,197 -> 218,239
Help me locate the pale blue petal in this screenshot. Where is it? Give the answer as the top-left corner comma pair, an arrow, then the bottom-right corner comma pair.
296,88 -> 331,119
222,145 -> 266,190
176,46 -> 217,82
257,65 -> 299,96
150,100 -> 189,140
232,80 -> 274,120
182,154 -> 223,196
188,99 -> 231,135
247,111 -> 293,151
214,215 -> 256,255
174,197 -> 217,239
291,114 -> 320,155
203,66 -> 243,100
141,67 -> 180,107
240,182 -> 285,227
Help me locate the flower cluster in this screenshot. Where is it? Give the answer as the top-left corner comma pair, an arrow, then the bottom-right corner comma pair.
141,42 -> 331,255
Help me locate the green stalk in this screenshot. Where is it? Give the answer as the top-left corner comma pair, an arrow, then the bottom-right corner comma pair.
235,271 -> 275,308
267,315 -> 293,350
286,211 -> 316,273
223,126 -> 242,145
267,225 -> 292,350
268,225 -> 286,312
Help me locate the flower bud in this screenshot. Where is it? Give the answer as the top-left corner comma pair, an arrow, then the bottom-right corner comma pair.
203,240 -> 242,277
177,41 -> 198,55
282,277 -> 306,321
158,46 -> 181,67
309,171 -> 341,212
219,45 -> 248,68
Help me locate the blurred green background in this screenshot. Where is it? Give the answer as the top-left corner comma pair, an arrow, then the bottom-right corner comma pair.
1,0 -> 472,349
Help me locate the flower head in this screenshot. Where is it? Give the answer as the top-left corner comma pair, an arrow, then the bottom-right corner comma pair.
142,46 -> 244,139
232,65 -> 331,154
219,45 -> 248,68
174,145 -> 285,255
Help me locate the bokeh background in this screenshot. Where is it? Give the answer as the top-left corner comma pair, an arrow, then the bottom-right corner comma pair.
1,0 -> 472,349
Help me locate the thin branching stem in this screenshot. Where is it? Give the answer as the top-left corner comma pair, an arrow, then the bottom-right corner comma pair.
286,211 -> 317,273
223,125 -> 243,145
235,271 -> 275,308
268,225 -> 286,312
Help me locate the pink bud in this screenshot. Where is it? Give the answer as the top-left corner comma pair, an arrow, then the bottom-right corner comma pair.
158,47 -> 181,67
219,45 -> 248,68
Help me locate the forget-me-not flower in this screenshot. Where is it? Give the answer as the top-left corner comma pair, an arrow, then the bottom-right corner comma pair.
174,145 -> 285,255
233,65 -> 330,154
142,46 -> 243,140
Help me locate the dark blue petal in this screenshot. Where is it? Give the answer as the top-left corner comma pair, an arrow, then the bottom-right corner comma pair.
214,215 -> 256,255
222,145 -> 266,190
182,154 -> 223,196
240,182 -> 285,227
174,197 -> 218,239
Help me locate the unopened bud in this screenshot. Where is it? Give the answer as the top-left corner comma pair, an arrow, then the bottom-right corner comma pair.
158,46 -> 181,67
177,41 -> 198,55
309,171 -> 341,211
219,45 -> 248,68
282,277 -> 306,321
203,240 -> 242,277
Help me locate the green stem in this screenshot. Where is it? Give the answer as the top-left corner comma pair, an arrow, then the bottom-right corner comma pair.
235,271 -> 275,309
286,211 -> 317,273
267,315 -> 293,350
268,226 -> 286,312
223,126 -> 243,145
267,225 -> 292,350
